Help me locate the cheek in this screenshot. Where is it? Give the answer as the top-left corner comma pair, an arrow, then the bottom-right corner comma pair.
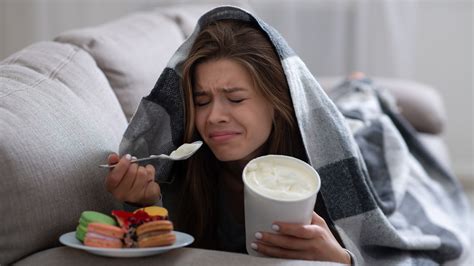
263,113 -> 274,134
262,106 -> 274,129
194,111 -> 206,136
251,107 -> 274,136
263,108 -> 275,136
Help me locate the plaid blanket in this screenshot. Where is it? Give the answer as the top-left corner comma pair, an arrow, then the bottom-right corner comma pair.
327,78 -> 471,265
120,6 -> 471,265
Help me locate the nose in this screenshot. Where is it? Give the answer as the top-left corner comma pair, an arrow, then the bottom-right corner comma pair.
207,99 -> 230,124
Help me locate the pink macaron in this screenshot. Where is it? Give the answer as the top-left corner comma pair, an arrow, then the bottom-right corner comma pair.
84,222 -> 125,248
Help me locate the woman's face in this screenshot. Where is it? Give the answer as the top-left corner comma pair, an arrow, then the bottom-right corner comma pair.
193,58 -> 274,163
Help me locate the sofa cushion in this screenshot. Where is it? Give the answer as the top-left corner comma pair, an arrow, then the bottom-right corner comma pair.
55,11 -> 185,121
0,41 -> 126,265
371,77 -> 447,134
318,76 -> 447,135
160,2 -> 254,38
15,247 -> 339,266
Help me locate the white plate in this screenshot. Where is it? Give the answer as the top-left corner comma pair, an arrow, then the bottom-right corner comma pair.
59,231 -> 194,258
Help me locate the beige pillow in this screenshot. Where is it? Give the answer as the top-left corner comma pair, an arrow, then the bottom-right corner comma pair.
160,2 -> 255,38
0,42 -> 126,265
55,11 -> 185,121
318,76 -> 447,134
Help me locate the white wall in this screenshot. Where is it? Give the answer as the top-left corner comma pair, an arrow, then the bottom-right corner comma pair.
1,0 -> 472,177
413,0 -> 473,177
248,0 -> 473,178
0,0 -> 162,58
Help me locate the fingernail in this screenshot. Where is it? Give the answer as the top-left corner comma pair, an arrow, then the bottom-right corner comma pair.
125,154 -> 132,160
131,156 -> 137,160
255,232 -> 262,239
272,224 -> 280,231
250,243 -> 258,250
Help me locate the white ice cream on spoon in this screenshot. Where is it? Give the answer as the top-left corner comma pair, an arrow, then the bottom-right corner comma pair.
99,141 -> 203,168
169,142 -> 202,159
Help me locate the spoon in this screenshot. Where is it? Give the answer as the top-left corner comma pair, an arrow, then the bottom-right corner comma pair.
99,141 -> 203,169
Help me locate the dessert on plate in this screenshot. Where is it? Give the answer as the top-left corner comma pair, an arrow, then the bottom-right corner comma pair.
74,207 -> 176,249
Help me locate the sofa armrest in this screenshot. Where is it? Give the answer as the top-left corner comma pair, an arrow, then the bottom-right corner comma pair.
318,76 -> 447,135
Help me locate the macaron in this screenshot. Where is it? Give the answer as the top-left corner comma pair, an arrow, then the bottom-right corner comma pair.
75,211 -> 117,242
136,220 -> 176,248
112,209 -> 155,248
134,206 -> 168,219
84,223 -> 124,248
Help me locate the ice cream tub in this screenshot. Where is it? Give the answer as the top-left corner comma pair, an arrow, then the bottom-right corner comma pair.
242,154 -> 321,256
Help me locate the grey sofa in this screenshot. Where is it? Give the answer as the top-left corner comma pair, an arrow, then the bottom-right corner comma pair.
0,5 -> 451,265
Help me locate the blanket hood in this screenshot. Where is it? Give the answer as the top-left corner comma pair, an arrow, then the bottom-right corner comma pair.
120,5 -> 361,188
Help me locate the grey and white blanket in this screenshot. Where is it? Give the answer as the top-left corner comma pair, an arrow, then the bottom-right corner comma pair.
327,78 -> 471,265
120,6 -> 471,265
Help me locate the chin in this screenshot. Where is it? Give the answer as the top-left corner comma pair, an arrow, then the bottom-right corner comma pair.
214,153 -> 242,162
212,148 -> 262,164
211,148 -> 247,162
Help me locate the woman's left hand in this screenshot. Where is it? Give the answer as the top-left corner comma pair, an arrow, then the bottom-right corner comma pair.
252,212 -> 351,264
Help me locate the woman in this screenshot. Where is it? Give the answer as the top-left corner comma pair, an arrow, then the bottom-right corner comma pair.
105,6 -> 470,266
106,16 -> 350,264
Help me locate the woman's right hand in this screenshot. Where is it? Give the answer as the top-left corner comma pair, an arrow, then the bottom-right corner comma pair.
105,153 -> 161,206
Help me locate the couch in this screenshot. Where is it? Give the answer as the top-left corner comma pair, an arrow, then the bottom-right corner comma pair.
0,4 -> 452,265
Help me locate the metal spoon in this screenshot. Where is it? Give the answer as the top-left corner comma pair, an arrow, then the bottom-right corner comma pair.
99,141 -> 203,169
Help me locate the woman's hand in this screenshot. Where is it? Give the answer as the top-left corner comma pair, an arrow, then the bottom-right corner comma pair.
105,153 -> 161,206
252,212 -> 351,264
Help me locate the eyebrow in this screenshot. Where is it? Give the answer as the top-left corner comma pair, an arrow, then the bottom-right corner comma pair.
193,87 -> 247,96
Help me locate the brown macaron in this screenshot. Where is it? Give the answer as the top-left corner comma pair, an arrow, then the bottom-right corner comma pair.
136,220 -> 176,248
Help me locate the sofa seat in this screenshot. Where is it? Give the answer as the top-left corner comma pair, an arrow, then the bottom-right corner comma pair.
15,247 -> 343,266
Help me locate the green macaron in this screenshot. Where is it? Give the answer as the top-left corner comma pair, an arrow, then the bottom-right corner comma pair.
75,211 -> 117,242
75,224 -> 87,242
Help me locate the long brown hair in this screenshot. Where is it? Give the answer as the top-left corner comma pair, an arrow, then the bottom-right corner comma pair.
176,19 -> 306,247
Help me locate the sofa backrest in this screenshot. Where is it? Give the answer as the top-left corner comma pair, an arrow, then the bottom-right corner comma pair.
55,10 -> 185,122
0,41 -> 126,264
53,3 -> 252,122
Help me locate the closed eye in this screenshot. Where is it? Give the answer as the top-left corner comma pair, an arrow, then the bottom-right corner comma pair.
195,100 -> 210,107
229,98 -> 246,104
194,95 -> 210,106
